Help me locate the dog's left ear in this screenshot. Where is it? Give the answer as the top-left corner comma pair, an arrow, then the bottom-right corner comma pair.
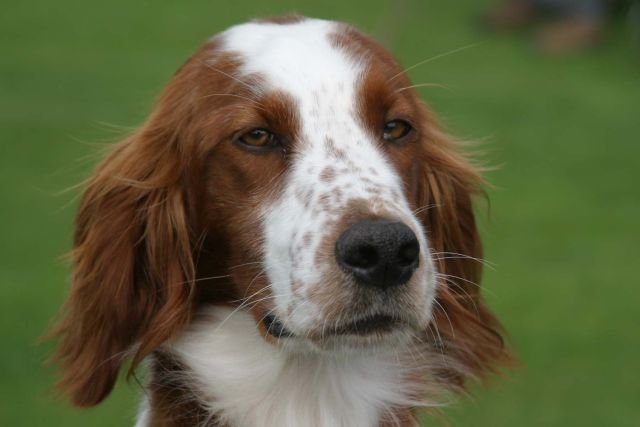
414,103 -> 511,385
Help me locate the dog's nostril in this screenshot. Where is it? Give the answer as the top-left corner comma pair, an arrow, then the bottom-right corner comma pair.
335,219 -> 420,289
343,244 -> 378,269
398,241 -> 419,267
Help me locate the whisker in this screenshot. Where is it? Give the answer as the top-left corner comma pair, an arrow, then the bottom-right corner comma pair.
242,269 -> 269,300
435,272 -> 481,290
433,298 -> 455,337
395,83 -> 452,94
209,290 -> 291,337
412,203 -> 439,216
228,261 -> 264,270
200,61 -> 260,94
390,43 -> 482,81
438,277 -> 482,317
426,323 -> 447,365
431,251 -> 496,270
200,93 -> 267,111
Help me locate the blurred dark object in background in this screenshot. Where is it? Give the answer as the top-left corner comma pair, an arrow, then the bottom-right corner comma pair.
483,0 -> 639,53
632,1 -> 640,42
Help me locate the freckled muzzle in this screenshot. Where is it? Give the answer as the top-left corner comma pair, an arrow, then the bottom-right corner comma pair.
262,218 -> 428,342
335,219 -> 420,289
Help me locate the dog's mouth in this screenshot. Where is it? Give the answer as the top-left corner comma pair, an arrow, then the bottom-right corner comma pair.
263,313 -> 402,339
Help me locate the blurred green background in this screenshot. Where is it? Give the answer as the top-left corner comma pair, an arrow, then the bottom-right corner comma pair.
2,0 -> 638,425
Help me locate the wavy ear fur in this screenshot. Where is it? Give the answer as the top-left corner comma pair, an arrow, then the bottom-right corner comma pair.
50,111 -> 198,407
416,104 -> 511,387
48,42 -> 235,407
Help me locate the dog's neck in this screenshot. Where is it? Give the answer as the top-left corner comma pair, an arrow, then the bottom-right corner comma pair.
137,306 -> 428,427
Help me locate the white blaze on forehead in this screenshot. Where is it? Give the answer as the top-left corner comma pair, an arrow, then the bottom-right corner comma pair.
221,19 -> 362,103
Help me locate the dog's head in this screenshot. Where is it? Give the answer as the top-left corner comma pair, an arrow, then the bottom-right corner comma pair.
51,16 -> 509,407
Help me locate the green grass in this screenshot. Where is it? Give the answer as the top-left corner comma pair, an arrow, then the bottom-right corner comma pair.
2,0 -> 639,425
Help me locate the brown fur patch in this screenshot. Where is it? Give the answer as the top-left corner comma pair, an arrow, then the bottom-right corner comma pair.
148,352 -> 218,426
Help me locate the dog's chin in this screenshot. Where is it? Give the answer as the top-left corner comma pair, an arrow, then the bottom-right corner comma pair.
263,313 -> 422,354
303,328 -> 414,353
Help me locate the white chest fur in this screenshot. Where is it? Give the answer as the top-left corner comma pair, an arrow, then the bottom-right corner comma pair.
140,307 -> 426,427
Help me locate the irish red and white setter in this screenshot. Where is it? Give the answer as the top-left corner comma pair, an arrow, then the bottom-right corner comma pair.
50,15 -> 510,427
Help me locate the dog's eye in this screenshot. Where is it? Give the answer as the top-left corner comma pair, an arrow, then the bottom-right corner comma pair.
237,129 -> 275,148
382,120 -> 413,142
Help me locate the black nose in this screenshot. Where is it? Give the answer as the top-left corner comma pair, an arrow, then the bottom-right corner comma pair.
335,219 -> 420,289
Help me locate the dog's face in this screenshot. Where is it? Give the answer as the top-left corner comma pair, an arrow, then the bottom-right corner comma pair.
51,16 -> 508,407
201,19 -> 435,350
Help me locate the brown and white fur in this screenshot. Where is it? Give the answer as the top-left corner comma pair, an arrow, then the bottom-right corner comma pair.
50,16 -> 510,427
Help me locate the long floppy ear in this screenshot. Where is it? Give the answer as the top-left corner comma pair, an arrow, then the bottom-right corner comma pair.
50,107 -> 198,406
416,104 -> 511,387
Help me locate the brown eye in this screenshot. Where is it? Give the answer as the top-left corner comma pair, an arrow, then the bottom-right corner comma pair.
382,120 -> 413,142
238,128 -> 274,148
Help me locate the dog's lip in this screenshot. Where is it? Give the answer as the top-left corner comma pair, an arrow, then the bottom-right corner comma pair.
263,313 -> 404,339
330,314 -> 399,335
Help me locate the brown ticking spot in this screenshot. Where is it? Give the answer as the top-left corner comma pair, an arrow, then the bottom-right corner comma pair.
318,193 -> 333,212
361,176 -> 375,185
302,232 -> 313,247
304,188 -> 315,203
333,188 -> 343,203
365,186 -> 380,195
319,166 -> 336,183
325,137 -> 347,160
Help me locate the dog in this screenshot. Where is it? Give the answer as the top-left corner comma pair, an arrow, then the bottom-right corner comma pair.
50,15 -> 510,427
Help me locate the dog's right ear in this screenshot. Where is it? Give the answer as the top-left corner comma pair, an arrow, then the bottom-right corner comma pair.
44,47 -> 229,404
49,119 -> 199,406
